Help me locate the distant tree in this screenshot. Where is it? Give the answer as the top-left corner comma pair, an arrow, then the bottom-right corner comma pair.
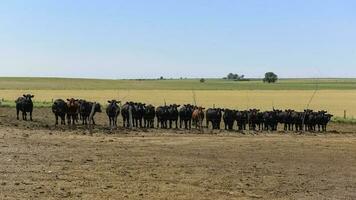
263,72 -> 278,83
226,73 -> 245,81
200,78 -> 205,83
160,76 -> 164,80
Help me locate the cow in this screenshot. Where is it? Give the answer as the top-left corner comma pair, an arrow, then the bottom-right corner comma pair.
206,108 -> 222,129
168,104 -> 180,129
302,109 -> 315,131
223,109 -> 236,130
192,106 -> 205,129
121,102 -> 134,127
236,110 -> 248,131
262,111 -> 277,131
66,98 -> 80,125
79,100 -> 102,125
52,99 -> 68,125
106,100 -> 121,127
280,109 -> 295,131
247,109 -> 260,131
156,105 -> 169,128
132,103 -> 146,128
15,94 -> 34,121
291,111 -> 304,131
179,104 -> 194,129
316,112 -> 333,132
143,104 -> 155,128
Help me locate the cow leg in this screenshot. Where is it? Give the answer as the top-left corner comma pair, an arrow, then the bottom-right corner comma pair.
16,108 -> 20,120
30,111 -> 33,121
23,112 -> 26,120
55,115 -> 59,125
62,115 -> 66,125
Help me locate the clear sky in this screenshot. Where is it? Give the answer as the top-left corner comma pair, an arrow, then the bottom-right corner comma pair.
0,0 -> 355,79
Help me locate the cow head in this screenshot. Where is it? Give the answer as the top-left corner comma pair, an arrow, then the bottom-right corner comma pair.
67,98 -> 79,106
23,94 -> 34,102
108,100 -> 121,106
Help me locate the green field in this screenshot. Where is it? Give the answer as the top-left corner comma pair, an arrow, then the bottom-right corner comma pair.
1,77 -> 356,90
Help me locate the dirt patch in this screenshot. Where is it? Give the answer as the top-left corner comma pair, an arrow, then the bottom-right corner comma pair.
0,107 -> 356,199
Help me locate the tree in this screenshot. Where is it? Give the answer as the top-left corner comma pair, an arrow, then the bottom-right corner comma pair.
226,73 -> 245,81
200,78 -> 205,83
263,72 -> 278,83
159,76 -> 164,80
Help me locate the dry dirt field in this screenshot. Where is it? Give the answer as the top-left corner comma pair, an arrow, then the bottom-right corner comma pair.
0,107 -> 356,199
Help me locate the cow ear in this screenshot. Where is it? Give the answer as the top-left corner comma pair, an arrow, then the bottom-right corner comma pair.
23,94 -> 26,97
177,105 -> 180,107
67,99 -> 70,101
108,100 -> 111,103
31,95 -> 34,98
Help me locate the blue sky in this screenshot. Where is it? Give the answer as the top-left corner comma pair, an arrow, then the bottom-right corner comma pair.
0,0 -> 355,79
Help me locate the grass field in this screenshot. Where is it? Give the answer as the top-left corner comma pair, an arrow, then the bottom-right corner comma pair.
1,77 -> 356,90
0,77 -> 355,118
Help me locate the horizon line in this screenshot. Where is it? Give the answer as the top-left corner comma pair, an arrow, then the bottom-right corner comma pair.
0,76 -> 356,80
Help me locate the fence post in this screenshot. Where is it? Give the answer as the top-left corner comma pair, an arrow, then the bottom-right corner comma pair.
344,110 -> 347,119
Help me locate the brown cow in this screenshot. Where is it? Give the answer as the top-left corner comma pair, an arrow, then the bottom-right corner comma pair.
66,98 -> 79,125
192,106 -> 205,129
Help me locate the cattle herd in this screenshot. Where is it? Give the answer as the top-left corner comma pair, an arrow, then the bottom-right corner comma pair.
14,94 -> 334,132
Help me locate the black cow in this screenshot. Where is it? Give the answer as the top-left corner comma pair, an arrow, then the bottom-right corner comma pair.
223,109 -> 236,130
247,109 -> 260,130
156,106 -> 169,128
206,108 -> 222,129
168,104 -> 180,129
52,99 -> 68,125
279,109 -> 295,131
15,94 -> 34,121
291,111 -> 304,131
262,110 -> 278,131
179,104 -> 194,129
79,101 -> 102,125
236,110 -> 248,131
316,112 -> 333,132
106,100 -> 121,127
132,103 -> 146,128
143,104 -> 155,128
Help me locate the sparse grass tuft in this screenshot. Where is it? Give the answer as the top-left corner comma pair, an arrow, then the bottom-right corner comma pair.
332,117 -> 356,124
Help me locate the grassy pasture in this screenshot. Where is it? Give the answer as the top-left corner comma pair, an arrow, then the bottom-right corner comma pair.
1,77 -> 356,90
1,89 -> 355,118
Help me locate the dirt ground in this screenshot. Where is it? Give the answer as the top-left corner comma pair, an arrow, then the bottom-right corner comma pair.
0,107 -> 356,199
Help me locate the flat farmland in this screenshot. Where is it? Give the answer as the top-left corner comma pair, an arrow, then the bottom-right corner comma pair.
1,89 -> 355,118
1,77 -> 356,199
